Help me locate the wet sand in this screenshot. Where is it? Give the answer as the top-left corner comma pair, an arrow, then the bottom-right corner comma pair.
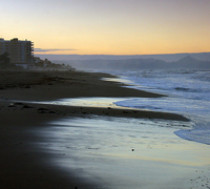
0,70 -> 190,188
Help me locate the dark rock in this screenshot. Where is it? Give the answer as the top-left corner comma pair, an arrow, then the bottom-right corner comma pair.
8,103 -> 15,108
22,105 -> 33,109
14,102 -> 24,106
123,110 -> 128,114
24,85 -> 31,88
37,110 -> 45,114
37,108 -> 48,111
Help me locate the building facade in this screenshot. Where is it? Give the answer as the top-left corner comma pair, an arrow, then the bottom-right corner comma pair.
0,38 -> 33,66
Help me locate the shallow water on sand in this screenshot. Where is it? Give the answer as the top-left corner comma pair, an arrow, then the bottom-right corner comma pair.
36,115 -> 210,189
30,97 -> 132,108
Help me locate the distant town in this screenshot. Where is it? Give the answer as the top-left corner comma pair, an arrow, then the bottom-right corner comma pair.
0,38 -> 72,70
0,38 -> 33,68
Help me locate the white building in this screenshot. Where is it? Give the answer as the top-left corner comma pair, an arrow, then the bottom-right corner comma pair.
0,38 -> 33,67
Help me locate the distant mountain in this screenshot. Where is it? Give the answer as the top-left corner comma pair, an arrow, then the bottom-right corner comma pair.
52,55 -> 210,72
171,56 -> 210,69
53,58 -> 167,71
37,53 -> 210,72
37,52 -> 210,62
176,55 -> 197,64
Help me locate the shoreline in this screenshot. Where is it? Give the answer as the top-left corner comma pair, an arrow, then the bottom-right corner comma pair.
0,70 -> 189,188
0,70 -> 163,101
1,100 -> 189,121
0,102 -> 99,189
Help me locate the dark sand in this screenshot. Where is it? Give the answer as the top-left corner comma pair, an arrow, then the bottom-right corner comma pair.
0,70 -> 163,101
0,70 -> 189,189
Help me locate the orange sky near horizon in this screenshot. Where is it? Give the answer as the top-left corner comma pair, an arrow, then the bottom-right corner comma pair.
1,0 -> 210,55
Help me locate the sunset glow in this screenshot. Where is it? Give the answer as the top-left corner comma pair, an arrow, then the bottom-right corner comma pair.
1,0 -> 210,55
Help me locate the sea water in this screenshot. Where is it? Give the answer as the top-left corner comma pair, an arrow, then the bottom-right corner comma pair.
33,69 -> 210,188
109,69 -> 210,145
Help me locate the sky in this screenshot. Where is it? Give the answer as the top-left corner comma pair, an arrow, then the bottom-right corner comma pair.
1,0 -> 210,55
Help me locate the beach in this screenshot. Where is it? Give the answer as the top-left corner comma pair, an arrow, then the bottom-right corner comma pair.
0,70 -> 209,189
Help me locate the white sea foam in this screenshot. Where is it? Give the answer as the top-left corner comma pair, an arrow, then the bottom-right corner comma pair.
112,69 -> 210,145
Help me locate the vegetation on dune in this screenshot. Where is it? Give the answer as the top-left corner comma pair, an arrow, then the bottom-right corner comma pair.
0,53 -> 74,71
33,57 -> 74,71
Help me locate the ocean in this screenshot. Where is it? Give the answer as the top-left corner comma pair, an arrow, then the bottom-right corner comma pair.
35,67 -> 210,188
110,69 -> 210,145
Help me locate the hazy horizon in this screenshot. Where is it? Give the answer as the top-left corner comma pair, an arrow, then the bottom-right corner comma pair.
36,52 -> 210,62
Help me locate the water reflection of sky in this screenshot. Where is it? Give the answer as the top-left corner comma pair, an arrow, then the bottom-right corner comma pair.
34,97 -> 131,108
36,116 -> 210,189
54,97 -> 127,108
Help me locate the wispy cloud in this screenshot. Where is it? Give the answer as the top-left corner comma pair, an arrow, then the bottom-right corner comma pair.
34,48 -> 77,52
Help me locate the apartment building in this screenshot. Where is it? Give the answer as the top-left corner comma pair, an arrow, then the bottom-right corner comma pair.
0,38 -> 33,66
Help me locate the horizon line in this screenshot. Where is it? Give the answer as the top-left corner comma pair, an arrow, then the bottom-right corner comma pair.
34,52 -> 210,56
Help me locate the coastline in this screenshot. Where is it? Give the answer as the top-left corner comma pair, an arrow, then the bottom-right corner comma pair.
0,70 -> 190,188
0,70 -> 163,101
